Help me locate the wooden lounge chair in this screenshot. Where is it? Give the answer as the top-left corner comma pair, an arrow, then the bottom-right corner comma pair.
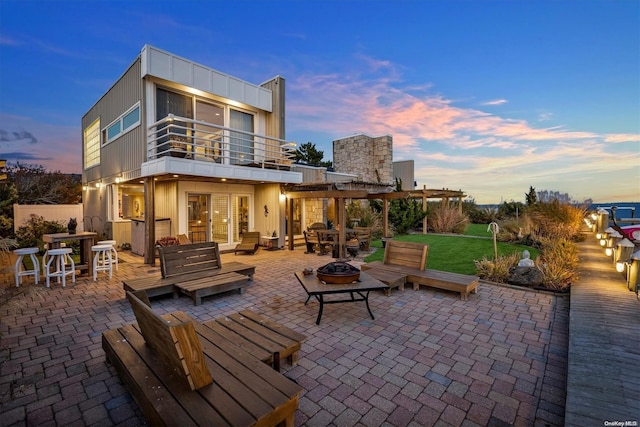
234,231 -> 260,255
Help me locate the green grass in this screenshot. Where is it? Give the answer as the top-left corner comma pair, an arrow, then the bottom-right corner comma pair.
364,232 -> 538,275
464,223 -> 493,237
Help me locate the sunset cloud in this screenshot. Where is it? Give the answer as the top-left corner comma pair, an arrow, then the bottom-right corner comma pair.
287,54 -> 639,202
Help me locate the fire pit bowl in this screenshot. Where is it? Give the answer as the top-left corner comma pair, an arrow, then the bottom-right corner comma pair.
316,261 -> 360,284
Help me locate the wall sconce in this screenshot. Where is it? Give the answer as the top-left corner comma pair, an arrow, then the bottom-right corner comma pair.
82,183 -> 88,191
115,176 -> 122,184
264,205 -> 269,217
95,181 -> 102,188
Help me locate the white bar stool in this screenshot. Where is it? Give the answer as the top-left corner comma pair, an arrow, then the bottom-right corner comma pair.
13,247 -> 40,287
92,244 -> 113,281
45,248 -> 75,288
97,240 -> 118,271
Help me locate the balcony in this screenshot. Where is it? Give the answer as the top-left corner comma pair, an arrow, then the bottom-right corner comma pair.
142,115 -> 302,184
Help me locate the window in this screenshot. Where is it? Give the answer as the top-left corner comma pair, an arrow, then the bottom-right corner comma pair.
83,118 -> 100,169
229,109 -> 254,165
104,102 -> 141,144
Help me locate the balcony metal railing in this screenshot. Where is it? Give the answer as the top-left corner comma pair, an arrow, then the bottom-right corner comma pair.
147,114 -> 296,169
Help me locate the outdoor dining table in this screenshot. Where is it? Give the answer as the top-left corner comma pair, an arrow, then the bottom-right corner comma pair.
43,232 -> 97,277
294,270 -> 388,325
315,229 -> 359,256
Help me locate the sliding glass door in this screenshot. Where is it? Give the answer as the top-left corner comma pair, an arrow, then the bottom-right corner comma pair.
229,109 -> 254,165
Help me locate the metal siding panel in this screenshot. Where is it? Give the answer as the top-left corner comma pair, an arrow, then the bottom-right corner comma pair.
82,59 -> 145,184
173,56 -> 192,85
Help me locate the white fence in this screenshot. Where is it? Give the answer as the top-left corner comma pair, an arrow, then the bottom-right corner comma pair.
13,204 -> 84,233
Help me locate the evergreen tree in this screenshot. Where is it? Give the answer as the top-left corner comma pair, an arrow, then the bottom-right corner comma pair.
525,186 -> 537,206
294,142 -> 332,168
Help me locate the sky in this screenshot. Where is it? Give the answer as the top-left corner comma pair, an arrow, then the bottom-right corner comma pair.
0,0 -> 638,205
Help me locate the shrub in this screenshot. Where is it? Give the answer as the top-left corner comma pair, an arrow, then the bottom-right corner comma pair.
430,205 -> 469,234
15,214 -> 67,254
536,237 -> 579,290
474,252 -> 521,283
527,201 -> 586,241
346,201 -> 384,239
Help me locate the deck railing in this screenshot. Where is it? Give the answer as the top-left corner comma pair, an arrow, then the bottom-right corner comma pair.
147,114 -> 296,169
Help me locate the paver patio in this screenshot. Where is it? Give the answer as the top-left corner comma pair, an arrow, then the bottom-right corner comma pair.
1,243 -> 571,426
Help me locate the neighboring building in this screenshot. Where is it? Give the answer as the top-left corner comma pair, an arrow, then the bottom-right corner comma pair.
333,134 -> 394,184
393,160 -> 415,190
81,45 -> 301,261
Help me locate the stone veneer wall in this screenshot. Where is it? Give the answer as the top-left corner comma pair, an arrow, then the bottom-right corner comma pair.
332,134 -> 394,184
304,199 -> 326,229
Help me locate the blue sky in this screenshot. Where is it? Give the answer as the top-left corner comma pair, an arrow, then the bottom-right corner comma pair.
1,0 -> 638,204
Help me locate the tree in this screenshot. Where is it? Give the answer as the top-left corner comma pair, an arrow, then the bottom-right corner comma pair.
9,163 -> 81,205
371,178 -> 426,235
294,142 -> 332,168
525,186 -> 537,206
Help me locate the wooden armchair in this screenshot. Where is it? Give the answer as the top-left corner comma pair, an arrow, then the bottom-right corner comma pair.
354,227 -> 372,251
234,231 -> 260,255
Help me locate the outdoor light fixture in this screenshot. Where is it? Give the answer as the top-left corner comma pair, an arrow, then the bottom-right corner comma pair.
115,176 -> 122,184
95,181 -> 102,188
82,183 -> 88,191
606,247 -> 613,257
615,239 -> 635,273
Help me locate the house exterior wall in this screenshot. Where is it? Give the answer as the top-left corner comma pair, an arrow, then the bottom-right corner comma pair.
261,76 -> 285,140
82,58 -> 145,185
332,134 -> 394,184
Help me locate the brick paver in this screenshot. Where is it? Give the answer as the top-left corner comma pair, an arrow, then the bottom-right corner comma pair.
0,245 -> 569,426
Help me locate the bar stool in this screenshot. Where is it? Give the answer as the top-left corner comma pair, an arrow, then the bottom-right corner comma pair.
13,247 -> 40,287
97,240 -> 118,271
45,248 -> 75,288
92,244 -> 113,281
42,242 -> 67,276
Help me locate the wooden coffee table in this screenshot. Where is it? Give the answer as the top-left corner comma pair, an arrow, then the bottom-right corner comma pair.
294,271 -> 389,324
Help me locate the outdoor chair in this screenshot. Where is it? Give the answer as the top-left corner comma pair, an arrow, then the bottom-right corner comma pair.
234,231 -> 260,255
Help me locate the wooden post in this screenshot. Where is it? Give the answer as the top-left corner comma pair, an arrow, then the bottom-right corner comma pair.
144,177 -> 156,266
422,195 -> 427,234
336,197 -> 346,259
383,199 -> 389,238
288,198 -> 294,250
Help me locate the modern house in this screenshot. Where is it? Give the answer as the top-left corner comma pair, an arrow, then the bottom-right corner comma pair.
82,45 -> 464,262
82,45 -> 301,262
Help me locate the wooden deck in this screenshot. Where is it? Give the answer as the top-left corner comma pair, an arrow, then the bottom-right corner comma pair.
564,237 -> 640,425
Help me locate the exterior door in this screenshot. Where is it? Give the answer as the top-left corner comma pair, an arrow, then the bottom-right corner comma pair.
211,195 -> 229,244
233,196 -> 249,243
187,194 -> 209,243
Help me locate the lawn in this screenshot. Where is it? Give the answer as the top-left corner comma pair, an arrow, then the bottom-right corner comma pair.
365,230 -> 538,275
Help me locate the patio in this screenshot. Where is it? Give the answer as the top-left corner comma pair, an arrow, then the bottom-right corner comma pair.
1,241 -> 577,426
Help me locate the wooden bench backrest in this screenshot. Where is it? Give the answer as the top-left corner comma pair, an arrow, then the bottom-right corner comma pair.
126,291 -> 213,390
383,240 -> 428,271
308,222 -> 327,231
157,242 -> 222,278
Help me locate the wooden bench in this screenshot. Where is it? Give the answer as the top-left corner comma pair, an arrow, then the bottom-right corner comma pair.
201,310 -> 307,371
122,242 -> 256,305
363,268 -> 406,296
103,291 -> 302,426
361,240 -> 479,300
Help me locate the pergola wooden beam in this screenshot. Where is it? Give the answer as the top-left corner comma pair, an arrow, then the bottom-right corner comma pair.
281,185 -> 466,254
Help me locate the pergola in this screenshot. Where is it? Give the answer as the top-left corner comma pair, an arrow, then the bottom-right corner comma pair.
282,184 -> 466,258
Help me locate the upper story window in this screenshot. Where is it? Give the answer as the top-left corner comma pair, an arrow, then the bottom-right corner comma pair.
83,118 -> 100,169
104,102 -> 141,145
